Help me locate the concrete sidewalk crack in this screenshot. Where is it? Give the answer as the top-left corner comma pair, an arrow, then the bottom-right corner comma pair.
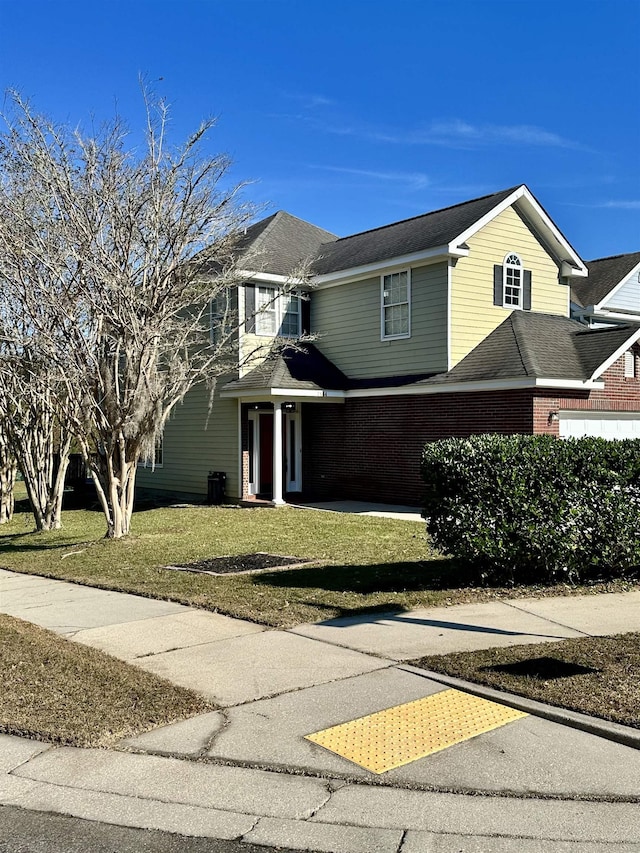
396,829 -> 408,852
240,814 -> 262,838
196,708 -> 231,757
305,783 -> 334,819
6,745 -> 56,776
133,632 -> 265,659
502,600 -> 593,637
283,627 -> 400,662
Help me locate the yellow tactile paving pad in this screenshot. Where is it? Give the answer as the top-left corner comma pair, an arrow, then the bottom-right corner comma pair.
305,689 -> 528,774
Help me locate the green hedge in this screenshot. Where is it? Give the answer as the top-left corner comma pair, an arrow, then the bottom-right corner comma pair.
421,434 -> 640,585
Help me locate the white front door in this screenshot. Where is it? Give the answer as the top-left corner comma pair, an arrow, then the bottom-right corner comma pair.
247,408 -> 302,495
284,411 -> 302,492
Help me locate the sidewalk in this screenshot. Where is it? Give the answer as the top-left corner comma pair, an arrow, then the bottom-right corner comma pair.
2,567 -> 640,851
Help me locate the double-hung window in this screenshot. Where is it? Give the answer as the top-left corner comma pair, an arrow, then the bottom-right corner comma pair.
503,254 -> 522,308
381,270 -> 411,339
255,287 -> 301,338
279,293 -> 300,337
256,286 -> 278,336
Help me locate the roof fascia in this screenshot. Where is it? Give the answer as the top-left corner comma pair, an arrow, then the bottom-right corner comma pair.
222,375 -> 607,399
594,259 -> 640,310
589,328 -> 640,380
589,308 -> 640,322
345,376 -> 604,398
313,245 -> 463,289
237,270 -> 307,286
449,185 -> 588,277
220,387 -> 346,400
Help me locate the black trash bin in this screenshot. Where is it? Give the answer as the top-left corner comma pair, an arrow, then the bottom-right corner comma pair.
207,471 -> 226,505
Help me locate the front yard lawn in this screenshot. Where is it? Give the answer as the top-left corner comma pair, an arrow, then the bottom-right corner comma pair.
413,633 -> 640,729
1,502 -> 638,628
0,614 -> 213,746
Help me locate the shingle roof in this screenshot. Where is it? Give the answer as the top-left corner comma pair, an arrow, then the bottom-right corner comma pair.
571,252 -> 640,308
312,187 -> 520,275
222,343 -> 349,393
234,211 -> 338,277
415,312 -> 640,386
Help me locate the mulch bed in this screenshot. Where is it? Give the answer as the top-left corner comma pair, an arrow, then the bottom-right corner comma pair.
166,552 -> 308,576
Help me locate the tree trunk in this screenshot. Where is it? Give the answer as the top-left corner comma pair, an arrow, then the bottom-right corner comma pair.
87,433 -> 139,539
18,428 -> 72,531
0,458 -> 17,524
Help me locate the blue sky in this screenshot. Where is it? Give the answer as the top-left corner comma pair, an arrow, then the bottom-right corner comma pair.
1,0 -> 639,258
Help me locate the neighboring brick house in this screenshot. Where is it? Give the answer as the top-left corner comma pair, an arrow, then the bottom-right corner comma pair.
137,185 -> 640,506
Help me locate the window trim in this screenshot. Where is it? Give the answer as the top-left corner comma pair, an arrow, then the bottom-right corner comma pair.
254,286 -> 302,338
380,269 -> 411,341
503,253 -> 523,310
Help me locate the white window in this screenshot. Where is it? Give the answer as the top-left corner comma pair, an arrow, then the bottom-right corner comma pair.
381,270 -> 411,339
255,287 -> 301,338
503,253 -> 522,308
280,293 -> 300,337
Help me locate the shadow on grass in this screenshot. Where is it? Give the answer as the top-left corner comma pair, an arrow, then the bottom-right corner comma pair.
0,536 -> 93,555
254,557 -> 480,595
480,657 -> 600,679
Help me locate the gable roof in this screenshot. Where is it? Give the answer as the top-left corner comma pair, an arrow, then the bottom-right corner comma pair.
312,187 -> 519,275
416,311 -> 640,386
234,211 -> 338,277
571,252 -> 640,308
225,185 -> 586,283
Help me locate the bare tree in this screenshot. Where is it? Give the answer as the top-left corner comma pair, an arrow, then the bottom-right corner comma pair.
0,90 -> 254,538
0,351 -> 71,531
0,136 -> 75,531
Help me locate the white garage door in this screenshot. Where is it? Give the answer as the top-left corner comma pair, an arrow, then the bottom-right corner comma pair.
559,413 -> 640,439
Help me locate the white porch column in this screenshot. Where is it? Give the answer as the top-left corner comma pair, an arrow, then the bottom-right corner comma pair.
272,402 -> 285,505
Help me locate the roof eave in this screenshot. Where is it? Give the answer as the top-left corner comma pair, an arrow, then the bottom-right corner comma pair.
237,269 -> 308,286
593,259 -> 640,311
344,376 -> 604,398
589,327 -> 640,381
449,185 -> 588,277
220,387 -> 346,400
313,244 -> 464,288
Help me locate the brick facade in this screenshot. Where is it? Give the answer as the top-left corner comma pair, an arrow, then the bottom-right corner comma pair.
298,351 -> 640,506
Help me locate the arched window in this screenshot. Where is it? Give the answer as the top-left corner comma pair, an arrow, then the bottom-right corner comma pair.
503,253 -> 522,308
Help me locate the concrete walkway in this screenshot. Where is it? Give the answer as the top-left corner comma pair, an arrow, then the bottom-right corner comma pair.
292,500 -> 424,522
2,567 -> 640,851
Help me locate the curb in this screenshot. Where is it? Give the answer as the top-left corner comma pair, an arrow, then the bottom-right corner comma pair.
399,663 -> 640,751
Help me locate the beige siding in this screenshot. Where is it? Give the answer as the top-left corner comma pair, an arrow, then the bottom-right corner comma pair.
136,377 -> 239,500
311,262 -> 448,379
450,205 -> 568,366
240,332 -> 276,375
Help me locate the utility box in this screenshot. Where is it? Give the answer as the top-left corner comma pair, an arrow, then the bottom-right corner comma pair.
207,471 -> 226,505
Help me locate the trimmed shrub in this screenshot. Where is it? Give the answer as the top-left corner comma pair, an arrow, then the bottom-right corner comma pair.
421,434 -> 640,586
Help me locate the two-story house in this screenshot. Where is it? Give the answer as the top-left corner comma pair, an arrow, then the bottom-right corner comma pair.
137,185 -> 640,507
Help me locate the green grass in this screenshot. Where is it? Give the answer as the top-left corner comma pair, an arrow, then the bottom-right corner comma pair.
1,498 -> 638,627
412,633 -> 640,729
0,614 -> 213,746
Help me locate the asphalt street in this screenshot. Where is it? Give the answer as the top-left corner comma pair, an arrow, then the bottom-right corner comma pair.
0,806 -> 304,853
